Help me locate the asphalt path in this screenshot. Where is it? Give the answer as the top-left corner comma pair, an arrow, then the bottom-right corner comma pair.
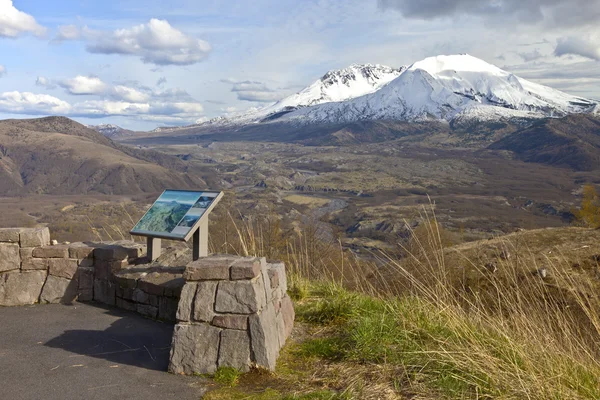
0,303 -> 206,400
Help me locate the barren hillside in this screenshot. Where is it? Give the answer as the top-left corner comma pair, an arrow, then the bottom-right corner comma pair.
0,117 -> 207,195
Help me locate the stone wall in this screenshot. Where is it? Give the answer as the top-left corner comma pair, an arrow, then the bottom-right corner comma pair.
169,256 -> 294,374
0,228 -> 183,321
1,227 -> 295,373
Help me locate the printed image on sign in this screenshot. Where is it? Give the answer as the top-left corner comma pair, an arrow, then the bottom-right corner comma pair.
131,190 -> 218,239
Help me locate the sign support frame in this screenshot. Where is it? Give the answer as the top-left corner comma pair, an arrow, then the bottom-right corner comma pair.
130,190 -> 223,262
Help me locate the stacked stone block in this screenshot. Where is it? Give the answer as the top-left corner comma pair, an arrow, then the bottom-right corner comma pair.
0,228 -> 52,306
169,256 -> 295,374
0,227 -> 186,322
112,265 -> 185,322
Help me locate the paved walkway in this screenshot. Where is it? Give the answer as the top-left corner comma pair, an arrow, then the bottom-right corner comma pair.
0,303 -> 207,400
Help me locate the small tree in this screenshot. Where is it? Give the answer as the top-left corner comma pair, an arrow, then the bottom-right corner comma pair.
573,184 -> 600,229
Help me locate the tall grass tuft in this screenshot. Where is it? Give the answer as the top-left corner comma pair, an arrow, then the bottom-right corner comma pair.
212,203 -> 600,399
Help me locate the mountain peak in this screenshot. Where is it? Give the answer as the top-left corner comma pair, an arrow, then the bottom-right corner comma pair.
320,63 -> 405,85
409,54 -> 504,76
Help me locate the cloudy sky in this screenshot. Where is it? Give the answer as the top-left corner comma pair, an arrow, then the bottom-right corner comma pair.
0,0 -> 599,130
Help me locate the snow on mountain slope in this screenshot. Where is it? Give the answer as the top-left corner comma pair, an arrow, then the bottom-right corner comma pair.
203,64 -> 405,126
267,64 -> 405,109
277,54 -> 597,124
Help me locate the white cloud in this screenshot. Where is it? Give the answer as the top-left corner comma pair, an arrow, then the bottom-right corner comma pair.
518,48 -> 545,62
0,85 -> 206,123
0,0 -> 46,38
236,91 -> 282,102
71,99 -> 204,120
56,19 -> 211,66
231,81 -> 270,92
59,76 -> 108,95
54,24 -> 82,42
555,36 -> 600,61
111,85 -> 150,103
0,65 -> 5,77
222,78 -> 286,103
73,100 -> 151,117
0,91 -> 71,114
35,76 -> 56,89
377,0 -> 600,29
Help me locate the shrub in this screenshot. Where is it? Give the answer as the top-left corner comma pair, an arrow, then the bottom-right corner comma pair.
573,184 -> 600,228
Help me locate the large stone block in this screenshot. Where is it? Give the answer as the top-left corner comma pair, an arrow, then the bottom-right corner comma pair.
260,259 -> 272,303
0,243 -> 20,273
249,304 -> 280,370
32,246 -> 68,259
94,242 -> 144,261
169,323 -> 221,375
20,247 -> 33,259
113,270 -> 140,289
137,267 -> 185,298
212,314 -> 248,330
164,277 -> 185,298
48,258 -> 79,279
20,247 -> 48,270
117,286 -> 135,301
159,296 -> 180,322
0,270 -> 47,306
22,257 -> 48,271
230,257 -> 262,280
0,228 -> 22,243
20,228 -> 50,248
95,259 -> 128,281
116,297 -> 137,312
192,281 -> 217,322
280,295 -> 295,341
268,262 -> 288,293
176,282 -> 198,322
215,277 -> 266,314
77,288 -> 93,302
40,275 -> 78,304
77,258 -> 94,268
132,288 -> 159,307
218,329 -> 251,372
93,279 -> 116,306
68,244 -> 95,259
184,257 -> 236,281
78,266 -> 94,290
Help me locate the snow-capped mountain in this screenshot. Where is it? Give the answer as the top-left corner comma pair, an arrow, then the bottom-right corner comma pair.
202,54 -> 597,128
203,64 -> 405,126
277,55 -> 597,124
87,123 -> 133,139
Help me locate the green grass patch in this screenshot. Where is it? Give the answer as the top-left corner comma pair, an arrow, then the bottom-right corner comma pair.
213,367 -> 241,387
292,282 -> 597,399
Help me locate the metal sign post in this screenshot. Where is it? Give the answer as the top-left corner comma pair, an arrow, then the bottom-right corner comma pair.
130,190 -> 223,262
147,237 -> 162,261
192,218 -> 209,260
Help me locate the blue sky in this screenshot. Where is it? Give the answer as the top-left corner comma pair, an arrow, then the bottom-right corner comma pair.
0,0 -> 599,130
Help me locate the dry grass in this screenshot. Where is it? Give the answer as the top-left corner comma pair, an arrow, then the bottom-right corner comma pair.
207,203 -> 600,399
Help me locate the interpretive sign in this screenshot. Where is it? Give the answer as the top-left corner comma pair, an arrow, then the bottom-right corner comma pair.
130,190 -> 223,261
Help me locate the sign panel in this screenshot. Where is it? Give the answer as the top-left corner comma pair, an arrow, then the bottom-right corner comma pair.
131,190 -> 221,240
